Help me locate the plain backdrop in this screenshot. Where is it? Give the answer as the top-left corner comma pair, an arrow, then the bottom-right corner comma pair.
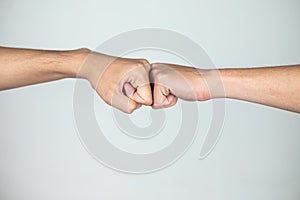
0,0 -> 300,200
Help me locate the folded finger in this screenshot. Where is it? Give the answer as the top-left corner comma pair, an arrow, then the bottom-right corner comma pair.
152,84 -> 177,109
111,93 -> 138,114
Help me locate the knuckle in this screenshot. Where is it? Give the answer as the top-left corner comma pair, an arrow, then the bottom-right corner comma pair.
133,62 -> 149,73
143,63 -> 151,72
127,106 -> 136,114
103,97 -> 112,106
151,63 -> 163,68
127,101 -> 137,113
150,67 -> 162,79
127,109 -> 134,114
139,58 -> 149,65
155,71 -> 168,82
143,97 -> 153,106
150,67 -> 159,75
135,59 -> 149,68
150,63 -> 168,81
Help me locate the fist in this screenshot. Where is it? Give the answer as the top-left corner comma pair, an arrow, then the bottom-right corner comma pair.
150,63 -> 210,109
82,52 -> 152,114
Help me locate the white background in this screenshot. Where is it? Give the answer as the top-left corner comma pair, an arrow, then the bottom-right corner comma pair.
0,0 -> 300,199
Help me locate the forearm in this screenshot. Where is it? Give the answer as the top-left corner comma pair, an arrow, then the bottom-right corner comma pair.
0,47 -> 89,90
208,65 -> 300,113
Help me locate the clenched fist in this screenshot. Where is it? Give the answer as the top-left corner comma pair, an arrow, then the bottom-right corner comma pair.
80,51 -> 152,113
1,46 -> 299,114
150,63 -> 211,109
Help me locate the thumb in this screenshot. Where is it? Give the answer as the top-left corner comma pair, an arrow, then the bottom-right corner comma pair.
128,73 -> 152,106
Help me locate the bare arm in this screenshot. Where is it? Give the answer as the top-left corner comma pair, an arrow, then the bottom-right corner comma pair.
0,46 -> 86,90
212,66 -> 300,113
0,46 -> 152,113
151,63 -> 300,113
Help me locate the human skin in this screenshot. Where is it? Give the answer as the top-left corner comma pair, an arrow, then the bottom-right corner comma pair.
150,63 -> 300,113
1,46 -> 299,113
0,47 -> 152,113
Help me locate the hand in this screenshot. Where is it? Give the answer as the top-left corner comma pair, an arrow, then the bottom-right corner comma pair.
81,51 -> 152,113
150,63 -> 211,109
